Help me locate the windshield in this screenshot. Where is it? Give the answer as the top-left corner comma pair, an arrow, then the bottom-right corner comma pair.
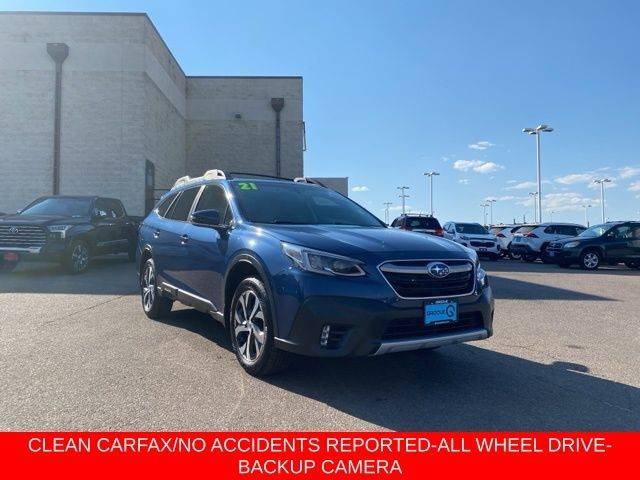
406,217 -> 440,229
456,223 -> 488,234
578,224 -> 609,238
229,181 -> 384,227
20,198 -> 92,217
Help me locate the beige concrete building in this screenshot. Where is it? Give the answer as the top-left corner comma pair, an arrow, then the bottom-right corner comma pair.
0,12 -> 310,216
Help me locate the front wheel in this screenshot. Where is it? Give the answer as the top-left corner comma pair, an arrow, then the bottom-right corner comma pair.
229,277 -> 290,376
64,240 -> 91,274
508,246 -> 521,260
140,258 -> 173,319
580,250 -> 601,270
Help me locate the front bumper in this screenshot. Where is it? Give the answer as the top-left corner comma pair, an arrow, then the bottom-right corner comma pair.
542,247 -> 579,263
274,286 -> 494,357
0,242 -> 67,263
509,243 -> 537,256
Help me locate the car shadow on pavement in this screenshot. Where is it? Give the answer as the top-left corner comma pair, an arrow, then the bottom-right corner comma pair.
154,307 -> 233,352
488,276 -> 614,301
264,344 -> 640,430
0,256 -> 138,296
484,259 -> 639,276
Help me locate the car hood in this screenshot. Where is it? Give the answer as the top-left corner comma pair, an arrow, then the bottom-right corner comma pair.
259,225 -> 473,261
0,214 -> 88,227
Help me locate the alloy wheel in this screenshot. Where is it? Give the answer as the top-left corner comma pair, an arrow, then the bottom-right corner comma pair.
72,244 -> 89,272
141,264 -> 156,312
233,290 -> 266,364
583,252 -> 599,269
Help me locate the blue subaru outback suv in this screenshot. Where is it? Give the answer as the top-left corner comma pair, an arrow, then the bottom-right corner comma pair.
137,170 -> 494,375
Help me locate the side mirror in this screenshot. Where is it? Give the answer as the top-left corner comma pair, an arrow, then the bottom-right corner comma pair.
191,209 -> 222,228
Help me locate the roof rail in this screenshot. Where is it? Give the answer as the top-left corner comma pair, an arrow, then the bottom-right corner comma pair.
172,169 -> 226,189
294,177 -> 326,187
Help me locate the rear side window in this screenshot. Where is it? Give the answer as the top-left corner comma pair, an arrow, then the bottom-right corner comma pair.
515,226 -> 537,235
407,217 -> 441,229
194,185 -> 232,224
156,193 -> 178,217
167,187 -> 200,221
106,199 -> 125,218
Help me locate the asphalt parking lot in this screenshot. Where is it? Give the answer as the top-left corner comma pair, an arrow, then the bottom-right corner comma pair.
1,257 -> 638,431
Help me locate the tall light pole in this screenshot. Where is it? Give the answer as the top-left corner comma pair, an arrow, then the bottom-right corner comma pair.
528,192 -> 539,222
397,186 -> 410,215
593,178 -> 611,223
582,204 -> 592,227
549,210 -> 555,222
383,202 -> 393,224
523,124 -> 553,223
423,171 -> 439,216
480,203 -> 489,226
486,199 -> 496,225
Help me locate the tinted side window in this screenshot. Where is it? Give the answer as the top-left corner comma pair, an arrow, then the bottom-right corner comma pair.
107,200 -> 125,218
93,199 -> 112,219
544,226 -> 556,234
167,188 -> 200,221
194,185 -> 232,223
157,193 -> 178,217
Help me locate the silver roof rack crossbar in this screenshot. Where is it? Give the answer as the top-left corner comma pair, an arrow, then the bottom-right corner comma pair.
172,169 -> 226,189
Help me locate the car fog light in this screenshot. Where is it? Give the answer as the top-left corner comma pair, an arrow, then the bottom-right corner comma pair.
320,325 -> 331,347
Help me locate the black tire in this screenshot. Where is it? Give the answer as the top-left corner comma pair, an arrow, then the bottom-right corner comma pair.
64,239 -> 91,274
579,250 -> 601,270
0,260 -> 18,273
625,261 -> 640,269
523,254 -> 537,263
540,245 -> 554,264
229,277 -> 290,376
140,258 -> 173,319
508,245 -> 521,260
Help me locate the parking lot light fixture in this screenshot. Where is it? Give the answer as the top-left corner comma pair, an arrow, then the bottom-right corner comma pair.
383,202 -> 393,224
397,186 -> 410,215
582,204 -> 592,227
423,171 -> 440,216
523,124 -> 553,223
485,199 -> 497,225
528,192 -> 539,223
593,179 -> 611,223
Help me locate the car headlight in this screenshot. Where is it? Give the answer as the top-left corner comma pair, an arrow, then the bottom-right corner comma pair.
476,266 -> 488,288
281,243 -> 365,276
563,241 -> 580,249
47,225 -> 72,239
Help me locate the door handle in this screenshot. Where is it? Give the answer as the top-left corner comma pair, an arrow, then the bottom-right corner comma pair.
180,234 -> 189,244
153,230 -> 160,238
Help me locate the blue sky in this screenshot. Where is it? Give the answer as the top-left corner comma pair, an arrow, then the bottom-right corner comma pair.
4,0 -> 640,224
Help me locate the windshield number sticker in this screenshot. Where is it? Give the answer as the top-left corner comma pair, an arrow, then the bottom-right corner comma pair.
238,182 -> 258,190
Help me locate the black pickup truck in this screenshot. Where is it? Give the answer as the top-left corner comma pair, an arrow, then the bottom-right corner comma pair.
0,196 -> 139,273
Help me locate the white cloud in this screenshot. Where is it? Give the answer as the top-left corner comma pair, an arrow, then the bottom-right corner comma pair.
458,179 -> 470,185
516,192 -> 600,212
351,185 -> 369,192
506,180 -> 518,184
619,166 -> 640,179
468,140 -> 494,151
505,180 -> 537,191
453,159 -> 504,174
554,173 -> 596,185
628,181 -> 640,192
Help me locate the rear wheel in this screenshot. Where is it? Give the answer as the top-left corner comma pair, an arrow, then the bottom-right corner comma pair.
140,258 -> 173,319
64,240 -> 91,274
229,277 -> 290,376
579,250 -> 601,270
523,253 -> 537,263
508,245 -> 521,260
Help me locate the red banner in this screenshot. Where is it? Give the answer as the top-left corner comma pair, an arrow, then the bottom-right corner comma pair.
2,432 -> 636,478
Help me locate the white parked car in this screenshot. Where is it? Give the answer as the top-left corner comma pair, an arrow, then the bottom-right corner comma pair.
510,223 -> 586,262
443,222 -> 500,260
490,225 -> 526,258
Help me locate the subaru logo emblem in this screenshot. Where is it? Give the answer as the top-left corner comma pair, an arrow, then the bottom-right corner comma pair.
9,227 -> 19,234
427,262 -> 450,278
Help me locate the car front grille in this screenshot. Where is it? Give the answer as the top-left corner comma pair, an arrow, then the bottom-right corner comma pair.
0,225 -> 47,248
470,240 -> 495,247
546,242 -> 563,252
382,311 -> 484,340
379,260 -> 475,298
